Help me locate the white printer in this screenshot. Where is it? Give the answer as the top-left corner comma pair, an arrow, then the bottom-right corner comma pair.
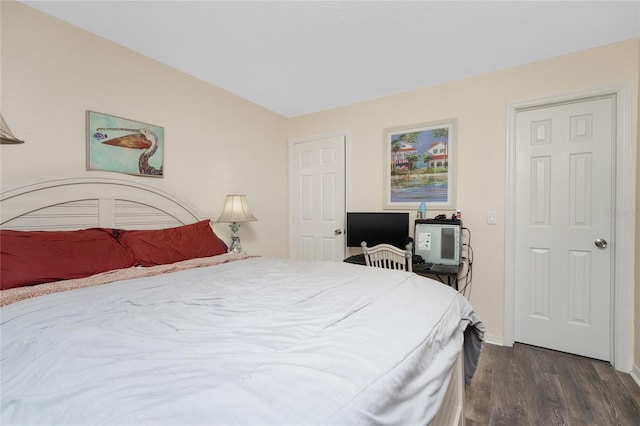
414,219 -> 462,266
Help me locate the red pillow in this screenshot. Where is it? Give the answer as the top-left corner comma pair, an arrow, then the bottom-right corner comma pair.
117,220 -> 227,267
0,228 -> 136,290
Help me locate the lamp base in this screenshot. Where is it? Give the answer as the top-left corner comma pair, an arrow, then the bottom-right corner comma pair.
228,222 -> 242,253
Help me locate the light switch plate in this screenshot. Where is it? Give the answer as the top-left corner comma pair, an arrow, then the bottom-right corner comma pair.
488,210 -> 497,225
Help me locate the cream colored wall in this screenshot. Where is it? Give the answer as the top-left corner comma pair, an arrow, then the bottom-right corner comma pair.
287,39 -> 640,355
0,1 -> 289,257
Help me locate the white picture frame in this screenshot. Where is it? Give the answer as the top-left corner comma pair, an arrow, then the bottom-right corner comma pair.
383,118 -> 457,210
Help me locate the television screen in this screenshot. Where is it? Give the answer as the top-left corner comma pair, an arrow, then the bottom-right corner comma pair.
346,212 -> 410,249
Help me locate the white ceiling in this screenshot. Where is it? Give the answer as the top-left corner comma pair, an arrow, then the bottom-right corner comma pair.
21,1 -> 640,117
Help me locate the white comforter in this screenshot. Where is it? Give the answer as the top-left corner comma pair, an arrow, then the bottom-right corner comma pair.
1,257 -> 481,426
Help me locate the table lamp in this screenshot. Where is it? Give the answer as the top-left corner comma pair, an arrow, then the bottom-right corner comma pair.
217,194 -> 257,253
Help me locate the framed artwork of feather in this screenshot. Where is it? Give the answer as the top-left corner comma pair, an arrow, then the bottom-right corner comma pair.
86,111 -> 164,177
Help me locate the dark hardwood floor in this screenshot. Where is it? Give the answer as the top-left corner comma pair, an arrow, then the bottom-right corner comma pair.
464,343 -> 640,425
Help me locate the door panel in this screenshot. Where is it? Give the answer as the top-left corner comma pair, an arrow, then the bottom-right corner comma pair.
514,97 -> 612,361
291,135 -> 346,261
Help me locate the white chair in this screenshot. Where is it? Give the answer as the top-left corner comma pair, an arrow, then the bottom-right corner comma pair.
361,241 -> 413,272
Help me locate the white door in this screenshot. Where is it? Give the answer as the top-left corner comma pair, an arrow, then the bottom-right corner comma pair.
514,97 -> 613,361
290,134 -> 346,261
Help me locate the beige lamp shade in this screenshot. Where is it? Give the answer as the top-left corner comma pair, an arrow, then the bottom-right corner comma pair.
217,195 -> 257,223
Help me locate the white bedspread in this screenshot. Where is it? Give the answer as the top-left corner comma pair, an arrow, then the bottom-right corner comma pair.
1,257 -> 481,426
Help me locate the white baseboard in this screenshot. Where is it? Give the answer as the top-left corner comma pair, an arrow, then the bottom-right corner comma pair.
483,333 -> 504,346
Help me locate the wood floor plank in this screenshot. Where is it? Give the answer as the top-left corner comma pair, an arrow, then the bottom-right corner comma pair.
464,343 -> 640,426
464,343 -> 493,424
563,354 -> 612,425
617,371 -> 640,402
593,366 -> 640,425
532,368 -> 568,424
487,344 -> 530,425
513,343 -> 547,423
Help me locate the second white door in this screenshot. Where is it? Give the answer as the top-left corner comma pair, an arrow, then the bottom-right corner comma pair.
514,96 -> 613,361
290,134 -> 346,261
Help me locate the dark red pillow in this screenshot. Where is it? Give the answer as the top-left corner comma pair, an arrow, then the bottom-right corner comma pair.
117,220 -> 227,267
0,228 -> 136,290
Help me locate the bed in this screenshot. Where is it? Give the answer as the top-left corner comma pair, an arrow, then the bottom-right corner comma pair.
0,175 -> 484,426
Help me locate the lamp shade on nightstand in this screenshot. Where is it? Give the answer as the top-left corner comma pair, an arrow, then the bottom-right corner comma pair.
216,195 -> 256,253
217,194 -> 257,224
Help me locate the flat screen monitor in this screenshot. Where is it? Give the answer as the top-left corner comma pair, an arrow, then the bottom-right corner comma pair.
346,212 -> 410,249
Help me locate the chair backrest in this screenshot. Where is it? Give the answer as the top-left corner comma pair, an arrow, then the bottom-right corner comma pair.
361,241 -> 413,272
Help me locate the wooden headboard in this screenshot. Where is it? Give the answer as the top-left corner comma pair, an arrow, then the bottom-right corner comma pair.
1,175 -> 203,231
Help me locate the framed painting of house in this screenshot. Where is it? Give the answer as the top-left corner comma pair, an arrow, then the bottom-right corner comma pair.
383,119 -> 457,210
86,111 -> 164,177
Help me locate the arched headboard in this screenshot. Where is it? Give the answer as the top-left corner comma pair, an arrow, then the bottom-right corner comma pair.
1,175 -> 203,231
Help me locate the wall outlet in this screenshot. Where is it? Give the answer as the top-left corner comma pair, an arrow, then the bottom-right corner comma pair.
488,210 -> 497,225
